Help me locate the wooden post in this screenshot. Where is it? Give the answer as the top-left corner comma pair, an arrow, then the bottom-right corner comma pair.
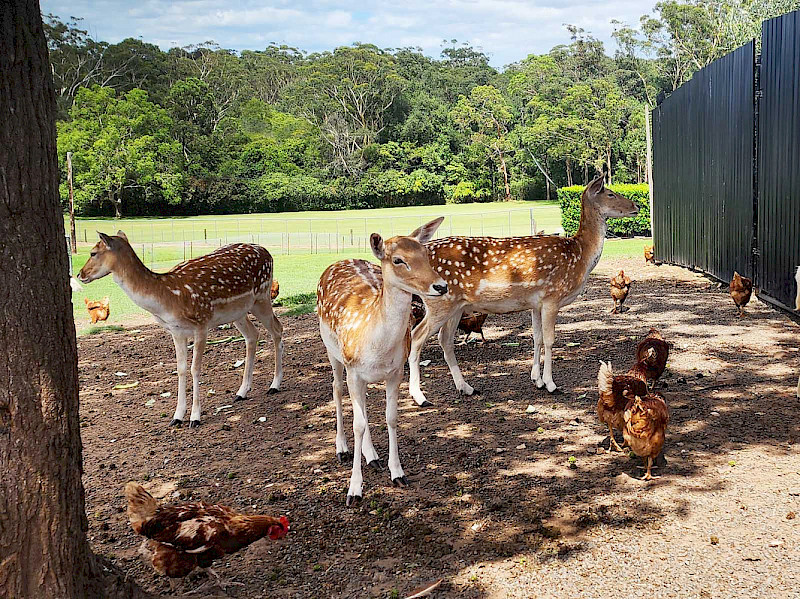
645,104 -> 655,241
67,151 -> 76,253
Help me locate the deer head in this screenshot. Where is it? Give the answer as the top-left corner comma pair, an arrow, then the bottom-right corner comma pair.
369,217 -> 448,298
78,231 -> 131,283
583,174 -> 639,219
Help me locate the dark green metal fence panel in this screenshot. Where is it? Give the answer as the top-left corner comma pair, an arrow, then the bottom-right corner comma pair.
758,11 -> 800,309
652,42 -> 755,283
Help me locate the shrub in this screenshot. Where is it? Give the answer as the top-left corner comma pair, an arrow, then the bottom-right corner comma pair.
558,183 -> 651,237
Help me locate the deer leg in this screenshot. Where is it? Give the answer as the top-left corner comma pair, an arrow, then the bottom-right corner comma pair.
252,300 -> 284,393
170,333 -> 189,426
327,352 -> 351,464
439,310 -> 474,396
232,317 -> 258,400
796,373 -> 800,399
530,308 -> 544,388
188,329 -> 207,427
541,303 -> 559,393
358,395 -> 381,470
386,371 -> 407,487
408,312 -> 435,407
346,372 -> 367,506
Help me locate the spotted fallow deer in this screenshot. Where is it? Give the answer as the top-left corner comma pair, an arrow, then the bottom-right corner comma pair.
317,218 -> 447,506
78,232 -> 284,427
408,175 -> 639,405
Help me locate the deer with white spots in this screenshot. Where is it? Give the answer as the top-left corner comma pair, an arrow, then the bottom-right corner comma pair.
408,175 -> 639,405
317,218 -> 448,506
78,232 -> 284,427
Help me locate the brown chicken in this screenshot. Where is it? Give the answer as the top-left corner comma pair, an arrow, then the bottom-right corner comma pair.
644,245 -> 655,264
270,278 -> 280,301
635,328 -> 670,390
610,270 -> 632,314
623,393 -> 669,480
458,312 -> 488,344
125,482 -> 289,591
730,271 -> 753,317
85,296 -> 110,324
597,360 -> 649,452
411,295 -> 487,342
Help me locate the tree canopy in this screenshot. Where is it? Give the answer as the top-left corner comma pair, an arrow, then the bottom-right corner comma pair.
46,1 -> 799,217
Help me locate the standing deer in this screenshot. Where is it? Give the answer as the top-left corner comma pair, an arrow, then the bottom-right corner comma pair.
408,175 -> 638,405
317,218 -> 447,506
78,232 -> 284,427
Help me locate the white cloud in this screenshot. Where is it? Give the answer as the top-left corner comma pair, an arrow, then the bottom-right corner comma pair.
40,0 -> 659,66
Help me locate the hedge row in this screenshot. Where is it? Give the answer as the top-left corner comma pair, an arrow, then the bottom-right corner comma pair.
557,183 -> 651,237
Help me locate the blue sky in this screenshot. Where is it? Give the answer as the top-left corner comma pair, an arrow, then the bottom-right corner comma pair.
40,0 -> 659,67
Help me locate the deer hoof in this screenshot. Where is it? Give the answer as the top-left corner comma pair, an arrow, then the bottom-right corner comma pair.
418,400 -> 433,408
346,494 -> 362,507
367,459 -> 383,472
233,395 -> 247,402
546,383 -> 559,394
266,387 -> 280,395
336,451 -> 353,464
169,419 -> 183,427
392,476 -> 409,488
534,379 -> 545,389
188,420 -> 201,428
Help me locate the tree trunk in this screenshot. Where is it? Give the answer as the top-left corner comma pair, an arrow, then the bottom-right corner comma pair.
606,145 -> 613,185
498,153 -> 511,201
545,157 -> 551,202
67,152 -> 77,253
0,3 -> 147,598
565,158 -> 573,187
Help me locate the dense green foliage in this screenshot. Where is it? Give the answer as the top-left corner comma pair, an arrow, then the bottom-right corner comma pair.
558,184 -> 651,236
47,1 -> 799,217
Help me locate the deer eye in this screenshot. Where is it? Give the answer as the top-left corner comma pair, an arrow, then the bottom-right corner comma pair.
393,257 -> 406,266
90,251 -> 97,257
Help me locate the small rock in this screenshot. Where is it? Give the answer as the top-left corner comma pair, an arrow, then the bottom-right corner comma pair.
786,511 -> 795,520
677,377 -> 687,384
768,539 -> 782,547
258,416 -> 267,422
525,405 -> 535,414
221,424 -> 232,431
711,411 -> 720,416
516,444 -> 526,450
495,447 -> 507,453
710,536 -> 719,545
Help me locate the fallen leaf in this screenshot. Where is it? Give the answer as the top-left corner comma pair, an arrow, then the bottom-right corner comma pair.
144,399 -> 156,407
160,392 -> 171,398
114,372 -> 128,377
233,359 -> 245,368
502,342 -> 520,347
566,342 -> 580,347
525,405 -> 535,414
113,381 -> 139,390
419,360 -> 432,367
576,392 -> 587,399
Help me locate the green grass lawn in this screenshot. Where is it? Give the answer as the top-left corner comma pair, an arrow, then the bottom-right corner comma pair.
66,200 -> 562,250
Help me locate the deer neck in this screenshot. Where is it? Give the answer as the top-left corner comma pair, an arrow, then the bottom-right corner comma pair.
573,198 -> 608,274
376,278 -> 412,338
110,249 -> 168,315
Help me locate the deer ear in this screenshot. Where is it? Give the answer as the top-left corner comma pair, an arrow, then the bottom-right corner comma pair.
116,230 -> 129,243
97,231 -> 114,249
588,174 -> 605,195
410,217 -> 444,244
370,233 -> 385,260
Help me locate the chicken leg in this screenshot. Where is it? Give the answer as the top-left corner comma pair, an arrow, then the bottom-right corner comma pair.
188,568 -> 245,594
607,425 -> 625,452
640,457 -> 659,481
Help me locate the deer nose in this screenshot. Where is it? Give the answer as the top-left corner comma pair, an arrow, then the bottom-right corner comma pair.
433,283 -> 448,296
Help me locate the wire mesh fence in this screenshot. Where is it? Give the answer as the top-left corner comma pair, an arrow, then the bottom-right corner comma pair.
70,207 -> 547,268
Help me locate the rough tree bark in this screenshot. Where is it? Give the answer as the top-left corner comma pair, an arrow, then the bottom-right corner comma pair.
0,3 -> 147,597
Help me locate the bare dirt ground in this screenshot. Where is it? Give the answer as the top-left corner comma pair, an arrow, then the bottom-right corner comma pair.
77,256 -> 800,599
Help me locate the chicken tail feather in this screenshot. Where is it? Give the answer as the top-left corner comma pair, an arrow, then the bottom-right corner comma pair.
597,360 -> 614,394
125,482 -> 158,529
